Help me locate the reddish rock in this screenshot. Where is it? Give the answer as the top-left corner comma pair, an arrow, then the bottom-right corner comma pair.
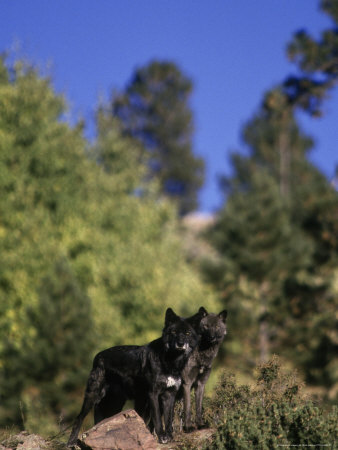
80,409 -> 158,450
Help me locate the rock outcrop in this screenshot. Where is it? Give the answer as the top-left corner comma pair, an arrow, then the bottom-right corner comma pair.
79,409 -> 158,450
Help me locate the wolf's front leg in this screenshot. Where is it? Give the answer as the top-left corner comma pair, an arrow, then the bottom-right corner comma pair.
161,390 -> 177,441
149,392 -> 167,443
195,369 -> 211,429
182,382 -> 194,432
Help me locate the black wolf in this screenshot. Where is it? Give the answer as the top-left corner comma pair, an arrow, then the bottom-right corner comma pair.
67,308 -> 198,446
181,307 -> 227,432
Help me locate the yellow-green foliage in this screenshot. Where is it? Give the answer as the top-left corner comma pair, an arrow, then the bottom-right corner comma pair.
0,57 -> 218,434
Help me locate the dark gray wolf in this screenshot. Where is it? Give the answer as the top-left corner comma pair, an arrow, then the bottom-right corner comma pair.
181,307 -> 227,432
67,308 -> 198,446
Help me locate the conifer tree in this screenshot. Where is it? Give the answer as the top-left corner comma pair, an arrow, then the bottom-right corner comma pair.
281,0 -> 338,388
284,0 -> 338,117
207,0 -> 338,390
112,60 -> 204,214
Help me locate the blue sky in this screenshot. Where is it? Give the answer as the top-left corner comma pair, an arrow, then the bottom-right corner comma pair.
1,0 -> 337,212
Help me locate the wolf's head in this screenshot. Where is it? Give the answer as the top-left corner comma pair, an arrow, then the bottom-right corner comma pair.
162,308 -> 199,355
197,308 -> 227,346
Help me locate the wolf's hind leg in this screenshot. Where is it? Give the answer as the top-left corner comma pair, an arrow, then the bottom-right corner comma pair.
94,385 -> 127,423
134,394 -> 149,421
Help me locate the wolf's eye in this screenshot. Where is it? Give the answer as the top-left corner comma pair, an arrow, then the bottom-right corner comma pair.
185,331 -> 191,336
171,330 -> 177,335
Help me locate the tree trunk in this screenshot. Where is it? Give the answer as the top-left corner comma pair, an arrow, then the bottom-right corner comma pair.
279,113 -> 291,199
259,319 -> 269,363
259,282 -> 270,363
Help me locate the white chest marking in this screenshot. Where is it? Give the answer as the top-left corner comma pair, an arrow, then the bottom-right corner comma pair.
166,376 -> 181,388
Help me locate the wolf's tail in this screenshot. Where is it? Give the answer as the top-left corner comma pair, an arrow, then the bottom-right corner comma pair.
67,359 -> 106,447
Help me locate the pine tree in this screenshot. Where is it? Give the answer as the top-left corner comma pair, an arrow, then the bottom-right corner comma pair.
210,167 -> 312,364
207,1 -> 338,390
112,60 -> 205,214
284,0 -> 338,117
281,0 -> 338,389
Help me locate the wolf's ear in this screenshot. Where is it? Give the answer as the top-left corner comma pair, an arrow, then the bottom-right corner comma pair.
165,308 -> 179,326
218,310 -> 227,322
198,306 -> 208,317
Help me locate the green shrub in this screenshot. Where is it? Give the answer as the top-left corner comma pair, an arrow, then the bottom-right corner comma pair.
206,357 -> 337,449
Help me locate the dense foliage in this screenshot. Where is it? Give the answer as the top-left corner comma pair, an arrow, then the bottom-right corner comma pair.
0,57 -> 217,434
206,357 -> 337,449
